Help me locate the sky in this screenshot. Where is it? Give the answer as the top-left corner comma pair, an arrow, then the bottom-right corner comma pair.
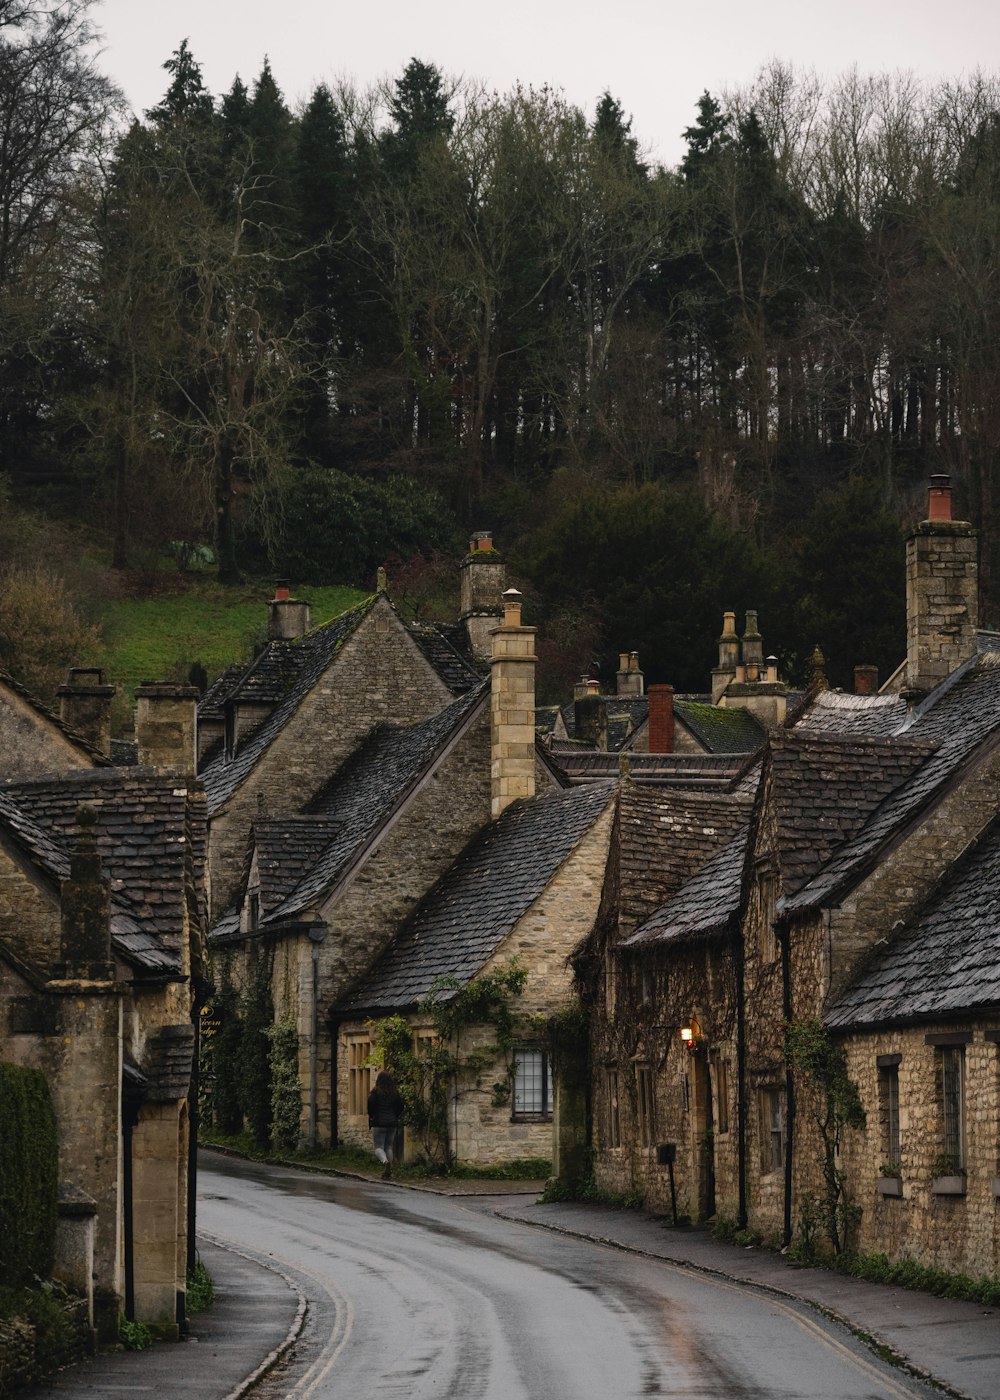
96,0 -> 1000,166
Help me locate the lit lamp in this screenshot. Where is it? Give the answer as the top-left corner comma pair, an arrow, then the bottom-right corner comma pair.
680,1027 -> 694,1044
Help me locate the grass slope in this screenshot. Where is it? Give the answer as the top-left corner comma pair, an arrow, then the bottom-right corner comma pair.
99,576 -> 367,730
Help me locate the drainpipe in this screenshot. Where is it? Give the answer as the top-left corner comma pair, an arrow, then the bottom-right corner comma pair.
733,911 -> 747,1230
187,975 -> 212,1281
307,924 -> 327,1148
779,915 -> 794,1249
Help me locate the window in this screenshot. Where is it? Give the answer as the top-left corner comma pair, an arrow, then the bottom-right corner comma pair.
347,1036 -> 372,1117
878,1058 -> 901,1165
636,1064 -> 655,1147
606,1069 -> 621,1148
714,1057 -> 730,1136
512,1048 -> 552,1120
939,1046 -> 966,1172
760,1087 -> 786,1173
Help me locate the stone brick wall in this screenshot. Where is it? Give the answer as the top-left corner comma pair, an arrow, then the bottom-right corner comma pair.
0,687 -> 95,779
208,600 -> 455,915
838,1024 -> 1000,1277
906,521 -> 978,693
0,843 -> 62,966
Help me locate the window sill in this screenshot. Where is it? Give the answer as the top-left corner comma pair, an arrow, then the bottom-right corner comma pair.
931,1175 -> 966,1196
511,1114 -> 553,1124
876,1176 -> 903,1198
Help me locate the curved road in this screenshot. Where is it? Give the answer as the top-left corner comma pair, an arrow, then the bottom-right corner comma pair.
199,1156 -> 938,1400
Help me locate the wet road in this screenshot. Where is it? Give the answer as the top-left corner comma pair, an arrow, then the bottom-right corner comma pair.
198,1156 -> 938,1400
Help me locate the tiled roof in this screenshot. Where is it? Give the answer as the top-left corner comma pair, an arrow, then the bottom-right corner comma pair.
605,697 -> 648,751
198,599 -> 483,814
674,700 -> 765,754
339,782 -> 615,1014
144,1024 -> 196,1101
554,750 -> 752,788
404,620 -> 484,695
622,825 -> 752,948
0,667 -> 110,765
1,770 -> 204,973
826,813 -> 1000,1029
791,689 -> 908,738
534,705 -> 561,737
199,598 -> 375,811
613,784 -> 753,935
786,652 -> 1000,914
209,683 -> 489,940
768,731 -> 937,896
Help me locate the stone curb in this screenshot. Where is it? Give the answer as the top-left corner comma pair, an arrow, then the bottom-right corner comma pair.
198,1232 -> 309,1400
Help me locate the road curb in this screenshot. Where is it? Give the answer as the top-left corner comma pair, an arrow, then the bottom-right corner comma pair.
490,1208 -> 973,1400
199,1231 -> 309,1400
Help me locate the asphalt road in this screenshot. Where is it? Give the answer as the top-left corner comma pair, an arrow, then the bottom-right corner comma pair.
199,1156 -> 941,1400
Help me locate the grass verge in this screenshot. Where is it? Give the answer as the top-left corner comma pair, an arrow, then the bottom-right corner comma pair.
201,1131 -> 549,1182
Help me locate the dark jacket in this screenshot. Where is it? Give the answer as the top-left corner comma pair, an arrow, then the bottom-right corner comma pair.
368,1088 -> 404,1129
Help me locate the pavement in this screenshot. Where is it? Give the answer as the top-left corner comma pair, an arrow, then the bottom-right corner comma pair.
19,1162 -> 1000,1400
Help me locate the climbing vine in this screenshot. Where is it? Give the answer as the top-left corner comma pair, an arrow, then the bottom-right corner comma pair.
267,1019 -> 301,1153
369,960 -> 527,1166
786,1017 -> 865,1256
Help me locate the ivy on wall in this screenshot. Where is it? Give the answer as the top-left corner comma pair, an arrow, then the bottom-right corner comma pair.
0,1062 -> 58,1286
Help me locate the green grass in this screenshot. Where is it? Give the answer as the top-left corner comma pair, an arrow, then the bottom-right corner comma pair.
96,574 -> 367,732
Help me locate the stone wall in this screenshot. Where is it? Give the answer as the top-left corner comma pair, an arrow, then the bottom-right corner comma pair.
906,521 -> 978,693
0,686 -> 94,779
208,599 -> 455,915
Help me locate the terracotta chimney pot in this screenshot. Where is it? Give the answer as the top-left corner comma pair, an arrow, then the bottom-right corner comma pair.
927,474 -> 952,522
854,664 -> 879,695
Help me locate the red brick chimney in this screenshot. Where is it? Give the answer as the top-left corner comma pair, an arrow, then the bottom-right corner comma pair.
647,684 -> 675,754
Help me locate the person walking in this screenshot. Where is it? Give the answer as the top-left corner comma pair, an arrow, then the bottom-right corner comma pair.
368,1071 -> 405,1178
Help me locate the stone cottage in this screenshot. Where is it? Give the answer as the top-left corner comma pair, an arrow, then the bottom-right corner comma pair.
580,475 -> 1000,1277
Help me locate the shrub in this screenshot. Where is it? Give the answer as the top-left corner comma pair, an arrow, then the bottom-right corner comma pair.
267,1019 -> 302,1154
0,1063 -> 58,1287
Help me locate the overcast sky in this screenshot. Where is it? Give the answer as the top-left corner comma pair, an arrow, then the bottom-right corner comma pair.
96,0 -> 999,165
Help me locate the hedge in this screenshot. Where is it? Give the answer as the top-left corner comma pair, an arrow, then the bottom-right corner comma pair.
0,1063 -> 58,1287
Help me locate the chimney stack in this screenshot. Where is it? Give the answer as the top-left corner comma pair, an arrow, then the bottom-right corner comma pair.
58,668 -> 116,758
57,804 -> 112,973
647,684 -> 675,754
574,691 -> 608,749
854,664 -> 879,695
616,650 -> 644,697
461,531 -> 506,660
267,580 -> 311,641
906,474 -> 978,696
134,682 -> 198,775
490,590 -> 536,819
712,611 -> 739,702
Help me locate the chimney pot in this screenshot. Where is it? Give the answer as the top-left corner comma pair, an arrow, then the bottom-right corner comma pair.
274,579 -> 291,601
502,588 -> 523,628
471,531 -> 494,552
927,474 -> 953,522
854,664 -> 879,695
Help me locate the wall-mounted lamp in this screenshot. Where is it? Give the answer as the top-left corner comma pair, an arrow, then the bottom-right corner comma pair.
680,1027 -> 694,1044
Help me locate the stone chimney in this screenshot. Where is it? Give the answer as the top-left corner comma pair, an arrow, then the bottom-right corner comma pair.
906,474 -> 978,696
712,611 -> 740,702
57,804 -> 111,974
267,580 -> 311,641
57,668 -> 115,757
490,588 -> 536,819
854,664 -> 879,695
647,684 -> 675,754
134,682 -> 198,775
719,612 -> 788,726
574,688 -> 608,749
461,531 -> 506,660
616,651 -> 644,697
741,609 -> 764,682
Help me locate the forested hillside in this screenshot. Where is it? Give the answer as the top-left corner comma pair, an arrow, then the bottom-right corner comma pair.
2,0 -> 999,700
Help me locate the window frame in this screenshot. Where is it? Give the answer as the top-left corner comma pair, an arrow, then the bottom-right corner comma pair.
635,1062 -> 655,1148
760,1086 -> 786,1175
511,1046 -> 552,1122
346,1034 -> 372,1118
939,1044 -> 966,1173
877,1057 -> 901,1166
606,1067 -> 622,1148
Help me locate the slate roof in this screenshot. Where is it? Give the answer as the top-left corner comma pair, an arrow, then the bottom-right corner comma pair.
674,700 -> 765,754
768,731 -> 938,896
826,812 -> 1000,1029
613,785 -> 753,936
785,651 -> 1000,915
339,782 -> 616,1014
622,825 -> 752,948
791,690 -> 908,738
144,1024 -> 196,1101
0,769 -> 204,973
199,598 -> 375,811
209,682 -> 489,940
0,667 -> 110,765
552,750 -> 752,789
198,597 -> 483,814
